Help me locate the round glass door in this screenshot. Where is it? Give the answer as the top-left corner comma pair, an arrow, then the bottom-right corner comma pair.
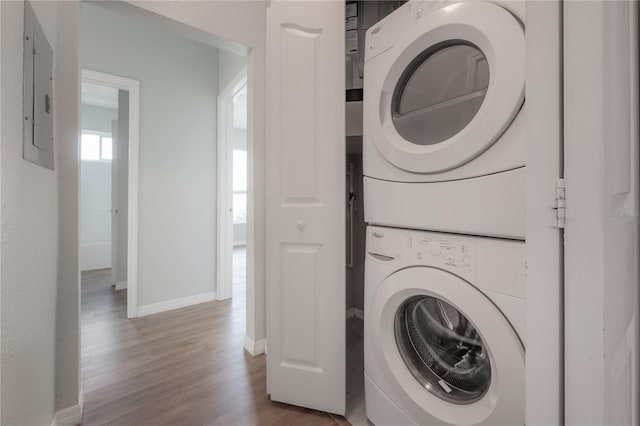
391,42 -> 490,146
394,295 -> 491,404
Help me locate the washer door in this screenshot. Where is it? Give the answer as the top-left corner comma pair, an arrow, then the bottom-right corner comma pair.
395,295 -> 492,405
368,2 -> 525,173
368,266 -> 524,425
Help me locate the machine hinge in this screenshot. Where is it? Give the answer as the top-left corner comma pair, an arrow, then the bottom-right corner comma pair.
555,178 -> 566,229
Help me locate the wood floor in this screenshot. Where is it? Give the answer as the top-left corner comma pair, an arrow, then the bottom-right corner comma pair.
81,248 -> 349,425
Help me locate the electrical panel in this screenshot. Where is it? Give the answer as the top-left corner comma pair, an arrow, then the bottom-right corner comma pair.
345,0 -> 406,101
23,1 -> 54,170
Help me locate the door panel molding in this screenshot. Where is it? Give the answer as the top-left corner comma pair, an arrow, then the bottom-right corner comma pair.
266,1 -> 345,415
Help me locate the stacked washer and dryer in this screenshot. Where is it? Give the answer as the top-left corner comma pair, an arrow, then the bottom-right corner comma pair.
362,1 -> 526,425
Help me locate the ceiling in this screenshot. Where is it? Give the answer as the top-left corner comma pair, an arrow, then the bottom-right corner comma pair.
81,81 -> 119,110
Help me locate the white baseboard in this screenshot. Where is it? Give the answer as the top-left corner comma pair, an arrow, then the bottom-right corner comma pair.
114,280 -> 127,291
50,395 -> 83,426
346,307 -> 364,320
137,291 -> 216,317
244,335 -> 266,356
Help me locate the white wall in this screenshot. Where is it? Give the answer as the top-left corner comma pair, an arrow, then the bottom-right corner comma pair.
81,104 -> 116,133
81,2 -> 221,306
80,161 -> 112,271
1,0 -> 80,423
129,0 -> 267,347
219,49 -> 246,93
80,104 -> 115,271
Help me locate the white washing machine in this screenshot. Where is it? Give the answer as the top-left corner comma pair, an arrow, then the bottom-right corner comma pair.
363,1 -> 526,239
364,225 -> 525,425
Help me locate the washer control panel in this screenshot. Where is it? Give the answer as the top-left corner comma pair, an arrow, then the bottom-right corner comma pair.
367,225 -> 477,281
367,226 -> 525,299
403,229 -> 476,270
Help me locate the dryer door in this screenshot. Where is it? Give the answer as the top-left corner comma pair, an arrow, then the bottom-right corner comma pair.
368,266 -> 524,425
367,1 -> 524,173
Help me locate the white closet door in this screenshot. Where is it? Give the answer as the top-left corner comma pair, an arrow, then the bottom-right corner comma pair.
564,1 -> 639,424
265,0 -> 345,415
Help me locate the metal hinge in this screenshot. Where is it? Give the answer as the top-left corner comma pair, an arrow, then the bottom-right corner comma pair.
555,178 -> 566,229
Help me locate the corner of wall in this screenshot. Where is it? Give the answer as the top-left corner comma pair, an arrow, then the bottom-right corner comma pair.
54,0 -> 81,414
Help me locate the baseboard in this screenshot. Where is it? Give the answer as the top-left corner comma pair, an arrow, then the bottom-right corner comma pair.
137,292 -> 216,317
114,280 -> 127,291
50,396 -> 83,426
346,307 -> 364,320
244,335 -> 266,356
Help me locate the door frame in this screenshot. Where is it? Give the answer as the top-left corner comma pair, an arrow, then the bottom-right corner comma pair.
216,66 -> 248,302
81,68 -> 140,319
524,2 -> 564,424
563,2 -> 639,424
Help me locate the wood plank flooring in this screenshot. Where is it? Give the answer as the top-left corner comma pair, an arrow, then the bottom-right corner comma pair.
81,248 -> 349,425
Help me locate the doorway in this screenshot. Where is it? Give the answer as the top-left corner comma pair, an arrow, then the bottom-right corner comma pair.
80,69 -> 139,319
217,67 -> 249,307
77,1 -> 267,421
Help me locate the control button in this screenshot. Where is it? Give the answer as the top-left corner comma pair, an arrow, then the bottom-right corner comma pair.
416,252 -> 423,260
405,235 -> 413,248
461,255 -> 472,267
428,241 -> 442,256
445,256 -> 456,266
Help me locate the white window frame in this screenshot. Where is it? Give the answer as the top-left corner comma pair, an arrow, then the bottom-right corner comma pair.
80,129 -> 113,162
232,148 -> 248,224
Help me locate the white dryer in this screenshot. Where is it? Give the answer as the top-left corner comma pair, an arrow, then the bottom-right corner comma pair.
363,1 -> 526,239
364,225 -> 525,425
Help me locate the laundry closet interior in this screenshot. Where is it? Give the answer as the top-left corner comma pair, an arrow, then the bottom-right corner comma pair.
344,2 -> 405,423
342,0 -> 526,423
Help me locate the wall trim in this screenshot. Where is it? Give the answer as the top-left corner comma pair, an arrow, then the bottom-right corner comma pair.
244,335 -> 266,356
346,307 -> 364,320
114,280 -> 127,291
50,398 -> 83,426
137,291 -> 216,317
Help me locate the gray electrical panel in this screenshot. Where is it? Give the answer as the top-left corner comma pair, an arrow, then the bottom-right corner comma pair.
23,1 -> 54,170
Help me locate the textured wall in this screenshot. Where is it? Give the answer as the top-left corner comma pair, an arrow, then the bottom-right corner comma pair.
54,1 -> 81,412
1,1 -> 80,423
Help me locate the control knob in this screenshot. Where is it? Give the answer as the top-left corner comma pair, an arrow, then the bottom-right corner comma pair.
428,241 -> 442,256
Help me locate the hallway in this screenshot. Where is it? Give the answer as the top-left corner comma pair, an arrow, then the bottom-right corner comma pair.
80,248 -> 347,425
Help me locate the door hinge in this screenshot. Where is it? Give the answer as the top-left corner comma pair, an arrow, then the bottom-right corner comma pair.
555,178 -> 566,229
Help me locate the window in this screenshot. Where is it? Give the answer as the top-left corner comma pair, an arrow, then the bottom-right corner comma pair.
392,43 -> 489,146
233,149 -> 247,223
81,131 -> 113,161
